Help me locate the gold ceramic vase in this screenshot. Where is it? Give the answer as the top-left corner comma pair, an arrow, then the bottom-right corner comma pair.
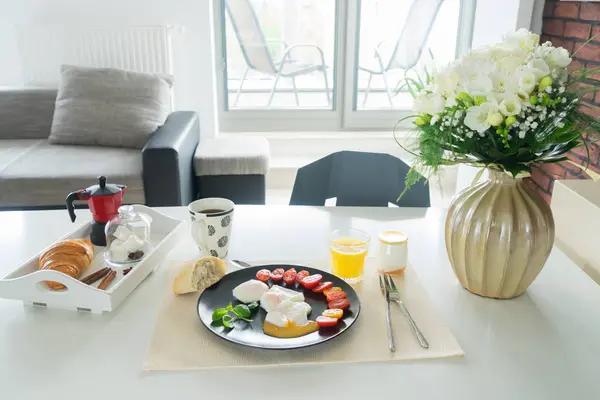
445,169 -> 555,299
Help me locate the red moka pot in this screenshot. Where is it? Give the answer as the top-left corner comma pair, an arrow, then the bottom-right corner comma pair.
66,176 -> 127,246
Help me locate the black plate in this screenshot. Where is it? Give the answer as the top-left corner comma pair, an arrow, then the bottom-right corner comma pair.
197,264 -> 361,350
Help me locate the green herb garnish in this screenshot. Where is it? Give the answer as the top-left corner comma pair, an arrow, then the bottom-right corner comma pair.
212,308 -> 229,322
222,314 -> 235,328
233,304 -> 252,320
212,301 -> 259,330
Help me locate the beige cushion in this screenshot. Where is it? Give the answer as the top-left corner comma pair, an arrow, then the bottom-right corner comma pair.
0,89 -> 57,139
194,137 -> 270,176
0,141 -> 145,207
0,140 -> 43,172
49,65 -> 173,149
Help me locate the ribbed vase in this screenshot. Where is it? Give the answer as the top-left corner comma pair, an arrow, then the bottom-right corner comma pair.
445,169 -> 555,299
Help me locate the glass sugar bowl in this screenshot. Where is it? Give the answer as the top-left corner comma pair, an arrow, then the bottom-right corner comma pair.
104,206 -> 152,267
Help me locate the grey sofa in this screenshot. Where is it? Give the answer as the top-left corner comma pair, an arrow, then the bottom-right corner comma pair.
0,89 -> 199,209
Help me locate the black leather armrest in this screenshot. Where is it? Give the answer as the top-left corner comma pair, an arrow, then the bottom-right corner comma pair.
142,111 -> 200,206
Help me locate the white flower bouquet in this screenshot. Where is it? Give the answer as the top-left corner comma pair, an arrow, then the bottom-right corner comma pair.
400,29 -> 600,194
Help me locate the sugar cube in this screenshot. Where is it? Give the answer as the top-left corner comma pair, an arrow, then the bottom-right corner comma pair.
122,234 -> 145,253
114,225 -> 133,242
110,240 -> 129,262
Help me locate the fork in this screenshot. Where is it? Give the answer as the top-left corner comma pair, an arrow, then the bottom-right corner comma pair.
379,275 -> 395,353
384,274 -> 429,349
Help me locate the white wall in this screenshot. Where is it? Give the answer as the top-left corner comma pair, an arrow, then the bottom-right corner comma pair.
0,0 -> 218,137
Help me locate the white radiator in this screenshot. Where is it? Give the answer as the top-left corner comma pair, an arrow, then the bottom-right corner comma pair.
16,25 -> 174,86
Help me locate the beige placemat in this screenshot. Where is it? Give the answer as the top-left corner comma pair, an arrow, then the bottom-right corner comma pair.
144,260 -> 463,370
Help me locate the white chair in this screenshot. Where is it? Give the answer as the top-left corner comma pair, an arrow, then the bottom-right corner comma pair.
359,0 -> 444,108
225,0 -> 330,107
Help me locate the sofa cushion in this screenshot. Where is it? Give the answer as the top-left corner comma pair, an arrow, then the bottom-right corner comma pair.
0,140 -> 43,172
0,89 -> 57,139
49,65 -> 174,149
194,137 -> 270,176
0,142 -> 145,207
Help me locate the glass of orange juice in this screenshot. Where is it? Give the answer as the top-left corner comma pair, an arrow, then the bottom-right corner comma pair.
329,229 -> 370,283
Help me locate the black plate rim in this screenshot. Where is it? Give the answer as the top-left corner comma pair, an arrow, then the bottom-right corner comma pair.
196,263 -> 361,350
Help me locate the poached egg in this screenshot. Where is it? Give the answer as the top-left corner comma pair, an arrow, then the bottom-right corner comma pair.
232,279 -> 269,303
260,287 -> 311,327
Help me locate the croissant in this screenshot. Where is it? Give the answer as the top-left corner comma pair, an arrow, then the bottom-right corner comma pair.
38,239 -> 94,289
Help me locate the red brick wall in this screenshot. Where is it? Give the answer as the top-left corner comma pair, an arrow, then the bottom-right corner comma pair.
525,0 -> 600,203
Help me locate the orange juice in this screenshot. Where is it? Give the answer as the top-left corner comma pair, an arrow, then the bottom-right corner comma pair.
330,238 -> 369,282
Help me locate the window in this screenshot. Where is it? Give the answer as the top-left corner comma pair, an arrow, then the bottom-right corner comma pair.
214,0 -> 476,131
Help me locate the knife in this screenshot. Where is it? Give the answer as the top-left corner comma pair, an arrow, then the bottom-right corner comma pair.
230,260 -> 253,269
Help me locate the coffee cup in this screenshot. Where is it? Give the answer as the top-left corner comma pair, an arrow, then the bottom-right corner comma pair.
188,198 -> 235,258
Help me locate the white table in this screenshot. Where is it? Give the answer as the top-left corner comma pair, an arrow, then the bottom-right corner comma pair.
1,206 -> 599,400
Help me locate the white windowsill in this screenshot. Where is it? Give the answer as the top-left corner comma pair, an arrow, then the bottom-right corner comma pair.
219,130 -> 410,140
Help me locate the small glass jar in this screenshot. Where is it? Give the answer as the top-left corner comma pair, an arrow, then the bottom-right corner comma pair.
104,206 -> 152,267
376,230 -> 408,275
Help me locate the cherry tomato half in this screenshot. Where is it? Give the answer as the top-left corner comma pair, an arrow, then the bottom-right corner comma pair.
312,281 -> 333,293
326,290 -> 347,303
323,286 -> 342,296
316,316 -> 339,328
301,274 -> 323,289
271,268 -> 284,281
256,269 -> 271,282
295,270 -> 309,283
283,269 -> 297,284
322,309 -> 343,319
328,298 -> 350,310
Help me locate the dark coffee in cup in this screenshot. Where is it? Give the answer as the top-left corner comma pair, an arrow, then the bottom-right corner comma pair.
188,197 -> 235,258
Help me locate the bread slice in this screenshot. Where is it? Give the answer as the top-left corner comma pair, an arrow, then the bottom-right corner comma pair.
173,256 -> 226,295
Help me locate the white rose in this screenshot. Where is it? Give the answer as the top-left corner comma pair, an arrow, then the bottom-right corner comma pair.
435,69 -> 459,95
546,47 -> 572,68
518,70 -> 537,94
458,59 -> 495,85
497,54 -> 528,71
491,68 -> 519,95
464,101 -> 501,133
526,58 -> 551,80
533,45 -> 550,60
489,43 -> 516,60
464,75 -> 493,96
413,91 -> 445,115
463,47 -> 492,64
504,29 -> 540,51
499,95 -> 522,116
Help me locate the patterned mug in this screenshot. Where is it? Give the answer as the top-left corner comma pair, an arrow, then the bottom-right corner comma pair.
188,198 -> 235,258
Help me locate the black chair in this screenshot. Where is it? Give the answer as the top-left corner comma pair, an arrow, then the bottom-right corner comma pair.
290,151 -> 430,207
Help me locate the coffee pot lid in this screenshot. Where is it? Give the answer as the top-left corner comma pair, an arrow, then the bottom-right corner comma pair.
86,176 -> 124,196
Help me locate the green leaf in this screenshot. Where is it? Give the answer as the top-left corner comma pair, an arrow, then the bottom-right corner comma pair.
247,302 -> 259,311
537,156 -> 569,164
211,308 -> 229,322
233,304 -> 251,319
222,314 -> 236,329
211,319 -> 224,327
226,302 -> 233,311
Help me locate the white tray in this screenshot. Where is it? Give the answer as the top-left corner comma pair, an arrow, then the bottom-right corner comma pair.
0,205 -> 184,313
